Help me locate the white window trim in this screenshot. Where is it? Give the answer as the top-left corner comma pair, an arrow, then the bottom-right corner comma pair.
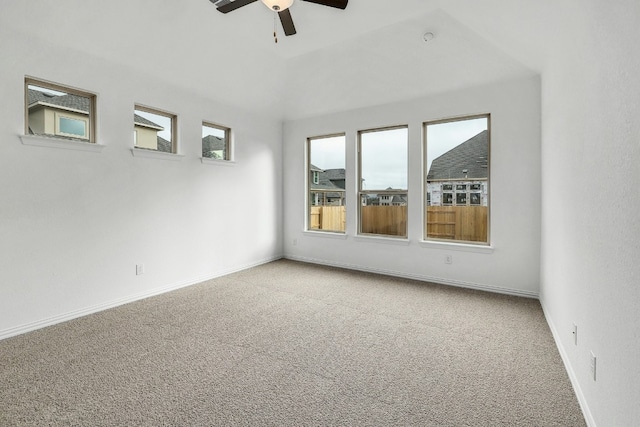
19,134 -> 105,153
201,157 -> 236,166
303,230 -> 348,239
353,235 -> 411,246
418,239 -> 494,254
130,148 -> 184,161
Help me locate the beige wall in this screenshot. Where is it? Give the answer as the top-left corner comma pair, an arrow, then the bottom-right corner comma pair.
134,125 -> 158,150
27,107 -> 45,134
28,106 -> 88,140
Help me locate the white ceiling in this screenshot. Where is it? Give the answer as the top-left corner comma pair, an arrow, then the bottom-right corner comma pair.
4,0 -> 563,120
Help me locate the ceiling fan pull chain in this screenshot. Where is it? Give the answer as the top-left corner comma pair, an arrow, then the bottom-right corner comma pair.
273,12 -> 278,43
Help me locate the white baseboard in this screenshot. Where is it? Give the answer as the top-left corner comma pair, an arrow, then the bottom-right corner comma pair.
285,255 -> 539,299
0,255 -> 283,341
539,298 -> 596,427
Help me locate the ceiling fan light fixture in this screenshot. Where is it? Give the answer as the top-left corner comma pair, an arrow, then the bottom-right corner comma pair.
261,0 -> 294,11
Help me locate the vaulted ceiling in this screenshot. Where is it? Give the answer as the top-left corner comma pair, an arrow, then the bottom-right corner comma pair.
4,0 -> 575,120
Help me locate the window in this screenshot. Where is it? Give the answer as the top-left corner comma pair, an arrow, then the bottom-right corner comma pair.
202,122 -> 230,160
134,105 -> 176,153
25,78 -> 95,143
358,126 -> 408,238
307,134 -> 346,233
425,115 -> 490,244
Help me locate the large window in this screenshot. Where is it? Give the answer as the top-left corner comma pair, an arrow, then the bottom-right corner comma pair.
307,134 -> 346,233
202,122 -> 231,160
358,126 -> 408,238
134,105 -> 176,153
425,115 -> 490,244
25,78 -> 95,143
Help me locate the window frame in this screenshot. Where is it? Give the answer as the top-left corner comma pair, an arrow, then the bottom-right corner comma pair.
25,77 -> 96,143
56,113 -> 89,139
202,121 -> 231,161
357,125 -> 409,239
306,133 -> 347,234
423,114 -> 491,245
133,104 -> 177,154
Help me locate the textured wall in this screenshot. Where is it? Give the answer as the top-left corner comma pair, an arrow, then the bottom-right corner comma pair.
538,1 -> 640,425
0,29 -> 283,338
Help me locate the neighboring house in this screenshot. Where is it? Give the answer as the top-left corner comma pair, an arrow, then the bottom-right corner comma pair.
202,134 -> 226,159
309,165 -> 345,206
426,130 -> 488,206
364,188 -> 408,206
27,89 -> 91,140
133,113 -> 171,153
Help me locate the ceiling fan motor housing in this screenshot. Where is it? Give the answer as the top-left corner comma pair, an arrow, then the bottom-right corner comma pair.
262,0 -> 294,11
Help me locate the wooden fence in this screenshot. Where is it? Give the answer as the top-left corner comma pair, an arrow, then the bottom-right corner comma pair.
310,206 -> 346,232
310,205 -> 487,242
426,206 -> 487,242
360,205 -> 407,236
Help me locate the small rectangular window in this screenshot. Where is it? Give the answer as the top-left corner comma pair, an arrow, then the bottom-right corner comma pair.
25,78 -> 95,143
307,134 -> 346,233
134,105 -> 176,153
358,126 -> 408,238
202,122 -> 231,160
425,115 -> 490,244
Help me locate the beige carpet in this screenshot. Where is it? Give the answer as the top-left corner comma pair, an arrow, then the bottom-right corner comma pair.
0,259 -> 585,426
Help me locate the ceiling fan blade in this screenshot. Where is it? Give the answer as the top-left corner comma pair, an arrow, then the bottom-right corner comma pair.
300,0 -> 348,9
278,9 -> 297,36
215,0 -> 258,13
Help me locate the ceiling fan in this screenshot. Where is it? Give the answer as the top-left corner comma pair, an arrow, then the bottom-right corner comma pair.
210,0 -> 348,40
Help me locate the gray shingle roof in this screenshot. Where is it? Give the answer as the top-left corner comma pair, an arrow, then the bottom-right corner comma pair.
202,135 -> 225,150
427,130 -> 488,181
27,88 -> 90,113
311,168 -> 345,191
134,114 -> 164,130
157,136 -> 172,153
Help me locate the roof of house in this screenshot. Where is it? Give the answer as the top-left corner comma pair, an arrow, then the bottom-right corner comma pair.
157,136 -> 172,153
427,130 -> 488,181
202,135 -> 226,152
27,88 -> 90,113
310,168 -> 346,192
134,114 -> 164,130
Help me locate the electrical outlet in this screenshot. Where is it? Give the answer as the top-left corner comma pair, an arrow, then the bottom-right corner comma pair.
445,255 -> 452,264
572,323 -> 578,345
590,351 -> 597,381
136,264 -> 144,275
293,239 -> 297,246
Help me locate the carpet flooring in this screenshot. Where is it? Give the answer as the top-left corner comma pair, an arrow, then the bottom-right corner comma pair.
0,259 -> 586,426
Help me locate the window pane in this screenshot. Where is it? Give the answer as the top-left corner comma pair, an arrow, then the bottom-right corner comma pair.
360,127 -> 408,191
202,122 -> 230,160
134,107 -> 174,153
425,116 -> 489,244
359,127 -> 408,238
308,135 -> 346,233
26,81 -> 93,142
59,117 -> 86,136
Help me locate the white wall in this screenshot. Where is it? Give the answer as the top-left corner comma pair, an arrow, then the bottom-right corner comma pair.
538,1 -> 640,425
283,76 -> 541,297
0,30 -> 283,338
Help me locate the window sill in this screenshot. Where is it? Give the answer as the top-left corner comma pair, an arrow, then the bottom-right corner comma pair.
20,135 -> 105,153
419,240 -> 494,254
303,230 -> 348,239
354,235 -> 410,246
201,157 -> 235,166
131,148 -> 184,161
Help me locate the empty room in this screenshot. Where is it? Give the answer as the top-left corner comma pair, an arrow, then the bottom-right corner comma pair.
0,1 -> 638,426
